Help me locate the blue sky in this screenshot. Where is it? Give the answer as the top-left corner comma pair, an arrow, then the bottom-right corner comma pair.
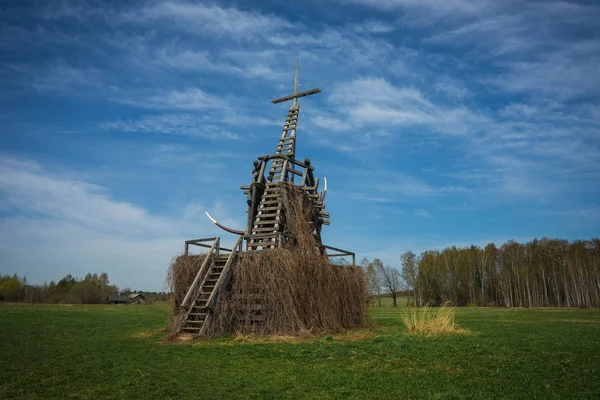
1,0 -> 599,291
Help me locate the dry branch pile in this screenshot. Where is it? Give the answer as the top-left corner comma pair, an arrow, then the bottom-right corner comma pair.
166,183 -> 368,337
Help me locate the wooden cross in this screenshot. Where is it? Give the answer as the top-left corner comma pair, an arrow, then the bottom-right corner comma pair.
271,58 -> 321,106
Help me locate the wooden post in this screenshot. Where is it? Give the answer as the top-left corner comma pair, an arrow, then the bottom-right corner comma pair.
281,159 -> 288,182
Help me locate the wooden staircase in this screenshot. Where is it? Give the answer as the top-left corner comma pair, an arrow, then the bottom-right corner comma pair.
178,236 -> 243,337
180,253 -> 229,335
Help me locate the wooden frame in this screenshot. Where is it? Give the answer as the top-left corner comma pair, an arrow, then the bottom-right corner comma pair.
322,245 -> 356,266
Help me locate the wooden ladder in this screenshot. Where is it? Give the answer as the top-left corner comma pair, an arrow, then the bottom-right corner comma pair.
180,253 -> 229,335
247,105 -> 299,251
248,182 -> 283,250
268,106 -> 298,183
179,236 -> 243,337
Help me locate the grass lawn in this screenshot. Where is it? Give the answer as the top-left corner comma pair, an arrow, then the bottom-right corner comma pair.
1,301 -> 599,399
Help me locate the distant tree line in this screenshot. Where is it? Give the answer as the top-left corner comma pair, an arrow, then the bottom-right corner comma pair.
362,238 -> 600,308
0,272 -> 118,304
0,273 -> 169,304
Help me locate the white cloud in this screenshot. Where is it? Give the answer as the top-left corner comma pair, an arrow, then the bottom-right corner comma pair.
0,157 -> 173,236
309,114 -> 354,132
156,48 -> 287,81
353,20 -> 395,33
328,78 -> 488,135
488,44 -> 600,99
342,0 -> 491,18
101,113 -> 240,140
0,156 -> 242,290
120,88 -> 229,111
30,64 -> 106,95
133,1 -> 292,38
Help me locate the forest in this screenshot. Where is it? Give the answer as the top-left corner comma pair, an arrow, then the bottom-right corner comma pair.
364,238 -> 600,308
0,272 -> 168,304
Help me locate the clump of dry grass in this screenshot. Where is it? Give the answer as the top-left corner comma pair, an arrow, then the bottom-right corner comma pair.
400,301 -> 468,336
166,182 -> 369,337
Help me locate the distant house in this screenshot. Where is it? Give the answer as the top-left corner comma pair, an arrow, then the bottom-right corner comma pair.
128,293 -> 146,305
108,295 -> 129,304
107,294 -> 146,305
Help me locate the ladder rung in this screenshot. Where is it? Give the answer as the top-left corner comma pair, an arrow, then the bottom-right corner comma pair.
260,200 -> 281,206
255,221 -> 277,226
253,227 -> 279,233
257,206 -> 280,212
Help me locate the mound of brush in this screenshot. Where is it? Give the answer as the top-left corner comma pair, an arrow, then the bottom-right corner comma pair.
167,182 -> 368,337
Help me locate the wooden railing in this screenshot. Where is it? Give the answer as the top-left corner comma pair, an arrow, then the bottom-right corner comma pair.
322,244 -> 356,266
180,238 -> 219,310
205,235 -> 243,311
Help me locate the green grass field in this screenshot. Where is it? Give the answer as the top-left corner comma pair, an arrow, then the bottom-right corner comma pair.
1,301 -> 599,399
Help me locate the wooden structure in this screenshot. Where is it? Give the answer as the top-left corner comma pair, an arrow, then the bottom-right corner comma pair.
107,294 -> 146,305
177,59 -> 355,336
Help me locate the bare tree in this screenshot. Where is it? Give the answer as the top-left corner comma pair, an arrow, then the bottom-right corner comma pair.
376,262 -> 402,307
401,251 -> 420,306
361,258 -> 383,306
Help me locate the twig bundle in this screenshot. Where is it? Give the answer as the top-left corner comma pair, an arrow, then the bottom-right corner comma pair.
167,183 -> 368,336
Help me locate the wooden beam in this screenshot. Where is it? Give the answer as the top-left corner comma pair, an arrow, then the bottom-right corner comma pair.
271,88 -> 321,104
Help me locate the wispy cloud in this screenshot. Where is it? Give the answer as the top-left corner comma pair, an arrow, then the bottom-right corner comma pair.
327,78 -> 489,135
101,114 -> 240,140
27,63 -> 107,95
156,48 -> 287,81
352,20 -> 396,33
131,1 -> 293,38
342,0 -> 491,21
0,157 -> 172,236
0,155 -> 241,289
118,88 -> 230,111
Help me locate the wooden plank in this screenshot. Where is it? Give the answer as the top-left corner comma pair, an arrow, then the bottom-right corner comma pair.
185,237 -> 218,244
255,220 -> 277,226
322,244 -> 355,255
253,227 -> 280,233
244,234 -> 278,240
271,87 -> 321,104
248,240 -> 277,247
256,206 -> 280,212
260,200 -> 282,206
